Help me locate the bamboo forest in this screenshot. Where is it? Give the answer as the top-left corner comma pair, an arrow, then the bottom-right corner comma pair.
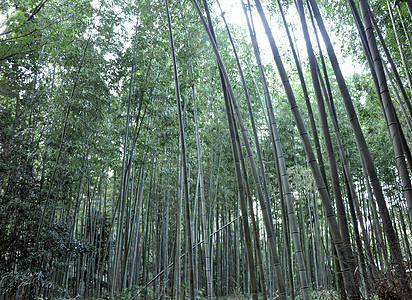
2,0 -> 412,299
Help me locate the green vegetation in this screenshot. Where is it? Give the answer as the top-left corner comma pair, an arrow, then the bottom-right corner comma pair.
1,0 -> 412,299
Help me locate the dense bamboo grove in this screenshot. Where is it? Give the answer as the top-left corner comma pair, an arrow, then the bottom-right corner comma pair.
1,0 -> 412,299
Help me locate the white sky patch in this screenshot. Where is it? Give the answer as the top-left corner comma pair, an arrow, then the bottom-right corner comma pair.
214,1 -> 360,79
0,7 -> 16,33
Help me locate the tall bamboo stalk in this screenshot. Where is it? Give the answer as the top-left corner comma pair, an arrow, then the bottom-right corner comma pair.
165,0 -> 194,298
253,0 -> 360,297
191,1 -> 287,297
309,0 -> 409,293
242,1 -> 311,298
357,0 -> 412,293
296,0 -> 360,289
216,3 -> 268,298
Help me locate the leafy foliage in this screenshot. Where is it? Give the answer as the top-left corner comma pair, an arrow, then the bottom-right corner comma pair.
1,0 -> 411,298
